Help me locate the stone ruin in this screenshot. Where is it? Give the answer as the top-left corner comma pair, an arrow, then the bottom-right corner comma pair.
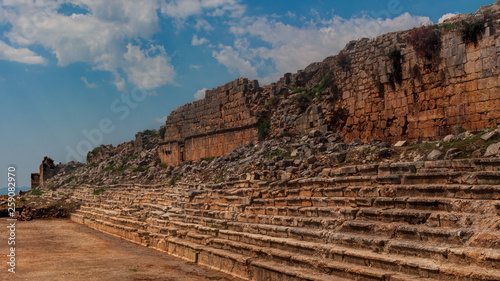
23,2 -> 500,280
159,78 -> 263,166
30,156 -> 57,188
157,4 -> 500,165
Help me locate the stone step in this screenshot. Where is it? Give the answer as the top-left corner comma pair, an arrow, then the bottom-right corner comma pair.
249,259 -> 353,281
221,224 -> 499,272
373,197 -> 495,213
379,184 -> 500,200
252,206 -> 360,218
73,201 -> 500,277
171,202 -> 493,239
208,184 -> 500,202
340,220 -> 475,246
141,203 -> 171,212
168,225 -> 500,280
166,236 -> 354,281
358,208 -> 432,224
167,211 -> 476,249
208,238 -> 398,281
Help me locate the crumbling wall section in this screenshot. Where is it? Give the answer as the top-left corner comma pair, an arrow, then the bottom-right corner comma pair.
159,78 -> 263,166
271,6 -> 500,142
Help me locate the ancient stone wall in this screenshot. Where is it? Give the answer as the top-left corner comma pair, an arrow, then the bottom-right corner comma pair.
338,21 -> 499,142
274,5 -> 500,143
156,3 -> 500,166
159,78 -> 263,166
30,173 -> 40,189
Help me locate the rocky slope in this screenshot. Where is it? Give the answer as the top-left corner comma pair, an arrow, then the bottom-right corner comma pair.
4,123 -> 500,220
4,1 -> 500,219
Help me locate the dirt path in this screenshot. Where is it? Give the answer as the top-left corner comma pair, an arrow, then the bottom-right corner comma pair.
0,218 -> 243,281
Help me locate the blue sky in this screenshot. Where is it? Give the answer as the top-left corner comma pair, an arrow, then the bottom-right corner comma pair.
0,0 -> 495,187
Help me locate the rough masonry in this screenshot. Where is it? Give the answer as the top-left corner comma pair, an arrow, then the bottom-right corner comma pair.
159,78 -> 263,166
157,5 -> 500,166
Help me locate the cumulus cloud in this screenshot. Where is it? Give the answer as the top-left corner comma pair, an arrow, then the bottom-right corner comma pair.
220,12 -> 432,83
162,0 -> 244,19
122,44 -> 176,90
195,18 -> 214,32
438,13 -> 458,23
194,88 -> 208,100
155,116 -> 168,123
1,0 -> 175,91
0,40 -> 46,64
81,76 -> 97,88
190,64 -> 202,69
192,35 -> 210,46
212,45 -> 258,79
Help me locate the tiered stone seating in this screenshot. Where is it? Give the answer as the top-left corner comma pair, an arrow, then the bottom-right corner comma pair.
71,158 -> 500,280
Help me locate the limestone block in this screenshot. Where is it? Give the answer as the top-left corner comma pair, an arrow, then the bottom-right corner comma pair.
484,142 -> 500,157
427,150 -> 443,161
481,130 -> 499,142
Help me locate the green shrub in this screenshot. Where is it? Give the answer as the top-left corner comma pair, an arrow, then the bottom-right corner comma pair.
299,92 -> 313,102
258,119 -> 271,140
298,74 -> 332,102
338,53 -> 351,71
406,26 -> 441,60
158,127 -> 166,138
201,156 -> 216,162
101,164 -> 115,172
133,167 -> 148,172
92,186 -> 108,195
116,166 -> 128,173
265,150 -> 289,159
462,21 -> 485,45
64,176 -> 77,184
168,175 -> 181,186
29,189 -> 43,196
291,87 -> 306,93
440,23 -> 455,32
262,102 -> 272,109
124,155 -> 138,162
314,74 -> 331,99
159,163 -> 167,168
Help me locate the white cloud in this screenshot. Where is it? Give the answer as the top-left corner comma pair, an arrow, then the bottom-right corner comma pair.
162,0 -> 244,19
195,18 -> 214,31
212,45 -> 258,79
194,88 -> 207,100
122,44 -> 176,90
192,35 -> 210,46
148,90 -> 158,96
1,0 -> 176,91
155,116 -> 168,123
220,12 -> 432,83
190,64 -> 202,69
81,76 -> 97,88
438,13 -> 458,23
0,40 -> 46,64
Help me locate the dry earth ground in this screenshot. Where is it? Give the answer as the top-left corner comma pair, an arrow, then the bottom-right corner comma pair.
0,218 -> 242,281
